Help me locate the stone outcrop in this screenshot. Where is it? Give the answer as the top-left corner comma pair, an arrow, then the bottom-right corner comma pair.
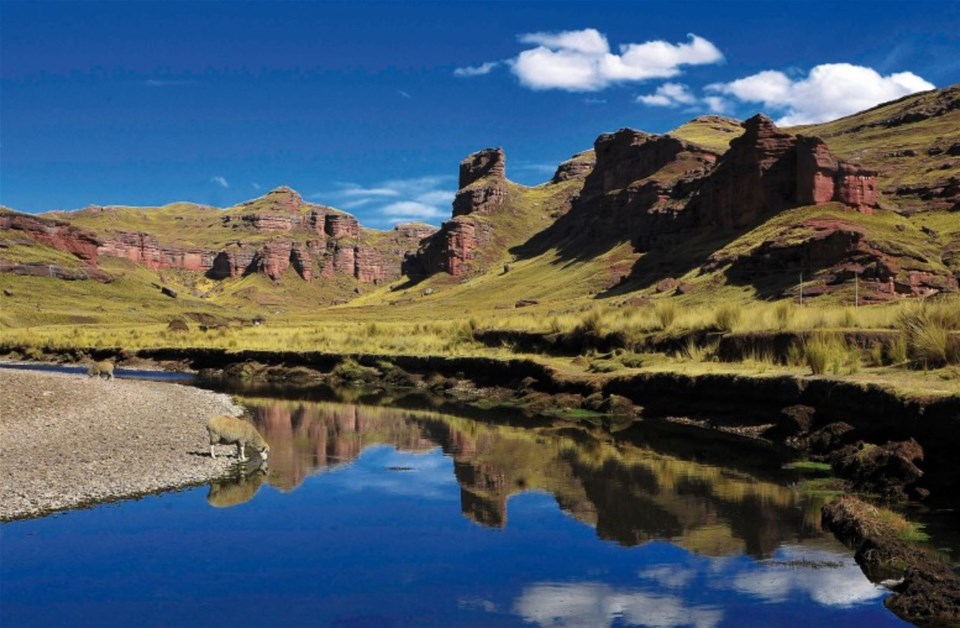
693,115 -> 879,229
458,147 -> 505,188
796,136 -> 878,210
324,214 -> 360,239
98,232 -> 213,271
403,220 -> 478,278
404,148 -> 509,278
0,211 -> 100,264
452,148 -> 507,217
552,150 -> 596,183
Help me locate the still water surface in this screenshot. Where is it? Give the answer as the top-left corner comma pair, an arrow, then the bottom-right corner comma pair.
1,395 -> 906,626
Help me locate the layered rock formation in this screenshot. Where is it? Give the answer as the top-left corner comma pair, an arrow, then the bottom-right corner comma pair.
691,115 -> 879,229
404,148 -> 508,279
0,211 -> 100,264
98,232 -> 214,271
1,187 -> 435,287
452,147 -> 507,217
552,151 -> 596,183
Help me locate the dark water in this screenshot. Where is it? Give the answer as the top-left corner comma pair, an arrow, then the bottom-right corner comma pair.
1,392 -> 908,626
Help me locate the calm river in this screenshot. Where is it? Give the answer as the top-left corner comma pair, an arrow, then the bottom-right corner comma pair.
1,389 -> 907,626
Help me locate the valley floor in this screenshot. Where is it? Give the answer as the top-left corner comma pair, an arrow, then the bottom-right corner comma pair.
0,369 -> 244,521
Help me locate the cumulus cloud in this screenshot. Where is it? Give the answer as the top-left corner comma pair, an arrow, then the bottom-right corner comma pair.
707,63 -> 934,125
636,82 -> 698,107
210,176 -> 229,188
454,61 -> 500,77
512,31 -> 723,92
457,29 -> 723,92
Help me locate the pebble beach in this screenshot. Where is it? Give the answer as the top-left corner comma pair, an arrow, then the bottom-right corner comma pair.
0,368 -> 245,520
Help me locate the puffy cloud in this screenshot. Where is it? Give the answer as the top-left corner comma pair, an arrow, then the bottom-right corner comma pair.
636,82 -> 698,107
512,32 -> 722,92
708,63 -> 934,125
210,176 -> 229,188
454,61 -> 500,77
459,29 -> 723,92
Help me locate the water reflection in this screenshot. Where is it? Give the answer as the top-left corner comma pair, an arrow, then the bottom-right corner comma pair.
515,582 -> 724,628
238,397 -> 827,559
206,465 -> 267,508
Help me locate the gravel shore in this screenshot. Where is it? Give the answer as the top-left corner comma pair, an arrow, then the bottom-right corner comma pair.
0,368 -> 245,521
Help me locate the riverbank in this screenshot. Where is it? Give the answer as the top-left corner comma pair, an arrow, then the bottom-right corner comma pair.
0,369 -> 245,521
823,496 -> 960,624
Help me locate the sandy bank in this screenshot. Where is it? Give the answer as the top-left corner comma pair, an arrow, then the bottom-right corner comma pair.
0,369 -> 245,521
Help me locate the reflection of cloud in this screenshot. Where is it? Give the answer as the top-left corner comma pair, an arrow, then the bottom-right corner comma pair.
458,596 -> 498,612
323,446 -> 454,499
638,565 -> 696,589
514,583 -> 722,628
731,546 -> 885,608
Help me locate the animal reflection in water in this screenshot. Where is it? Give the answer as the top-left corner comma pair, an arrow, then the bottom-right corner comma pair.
207,465 -> 268,508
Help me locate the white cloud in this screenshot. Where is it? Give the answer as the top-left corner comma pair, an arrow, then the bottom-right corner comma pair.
251,182 -> 261,191
398,89 -> 412,99
211,176 -> 229,188
319,175 -> 456,228
510,31 -> 723,92
731,547 -> 885,608
519,28 -> 610,55
339,186 -> 401,198
702,95 -> 729,113
380,201 -> 447,221
415,190 -> 456,205
636,82 -> 698,107
514,583 -> 723,628
707,63 -> 934,125
454,61 -> 500,77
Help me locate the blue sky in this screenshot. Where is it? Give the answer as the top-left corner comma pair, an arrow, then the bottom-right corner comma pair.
2,1 -> 958,227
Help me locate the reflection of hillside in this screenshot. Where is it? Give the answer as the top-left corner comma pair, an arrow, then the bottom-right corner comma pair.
245,398 -> 437,491
240,398 -> 823,557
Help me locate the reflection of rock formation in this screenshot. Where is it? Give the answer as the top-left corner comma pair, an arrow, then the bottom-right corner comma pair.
247,400 -> 436,492
240,398 -> 823,557
206,466 -> 267,508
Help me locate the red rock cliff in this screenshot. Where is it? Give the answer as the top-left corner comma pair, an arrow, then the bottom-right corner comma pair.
0,211 -> 100,264
453,148 -> 507,217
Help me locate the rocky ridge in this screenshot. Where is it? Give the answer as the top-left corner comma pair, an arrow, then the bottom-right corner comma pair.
2,85 -> 957,302
2,187 -> 436,288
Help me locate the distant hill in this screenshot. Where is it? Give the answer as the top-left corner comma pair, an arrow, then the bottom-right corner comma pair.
1,84 -> 957,325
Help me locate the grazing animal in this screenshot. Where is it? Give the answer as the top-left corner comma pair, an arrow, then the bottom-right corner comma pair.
87,360 -> 114,380
207,415 -> 269,462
